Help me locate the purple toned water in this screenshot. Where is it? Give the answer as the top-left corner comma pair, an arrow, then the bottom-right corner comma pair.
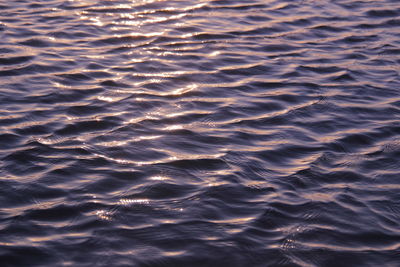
0,0 -> 399,266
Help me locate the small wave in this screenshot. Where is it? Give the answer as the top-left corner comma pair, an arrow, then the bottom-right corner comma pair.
0,0 -> 399,266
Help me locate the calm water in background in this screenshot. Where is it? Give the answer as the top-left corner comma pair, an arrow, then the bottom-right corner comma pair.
1,0 -> 400,266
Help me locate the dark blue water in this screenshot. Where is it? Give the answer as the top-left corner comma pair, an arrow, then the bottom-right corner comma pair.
1,0 -> 400,266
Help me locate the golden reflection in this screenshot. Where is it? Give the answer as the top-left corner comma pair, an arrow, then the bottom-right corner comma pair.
208,50 -> 221,57
124,114 -> 159,124
91,152 -> 171,166
168,83 -> 197,96
96,135 -> 160,147
95,210 -> 113,221
130,83 -> 198,97
302,192 -> 337,202
112,31 -> 165,38
162,251 -> 186,257
134,135 -> 161,141
97,95 -> 118,102
96,140 -> 128,147
210,216 -> 255,224
206,181 -> 228,187
149,175 -> 170,181
119,198 -> 150,205
92,148 -> 226,166
162,125 -> 183,131
166,110 -> 210,118
28,232 -> 84,243
374,184 -> 400,189
130,71 -> 187,78
132,78 -> 163,87
298,242 -> 400,252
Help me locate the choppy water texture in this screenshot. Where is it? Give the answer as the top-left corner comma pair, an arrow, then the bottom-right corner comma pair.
1,0 -> 400,266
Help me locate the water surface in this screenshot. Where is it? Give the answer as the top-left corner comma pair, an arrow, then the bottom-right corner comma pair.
1,0 -> 400,266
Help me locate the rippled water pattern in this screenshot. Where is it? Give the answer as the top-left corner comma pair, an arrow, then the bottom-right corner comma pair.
1,0 -> 400,266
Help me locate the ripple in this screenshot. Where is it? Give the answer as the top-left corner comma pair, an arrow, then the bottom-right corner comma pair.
0,0 -> 400,266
